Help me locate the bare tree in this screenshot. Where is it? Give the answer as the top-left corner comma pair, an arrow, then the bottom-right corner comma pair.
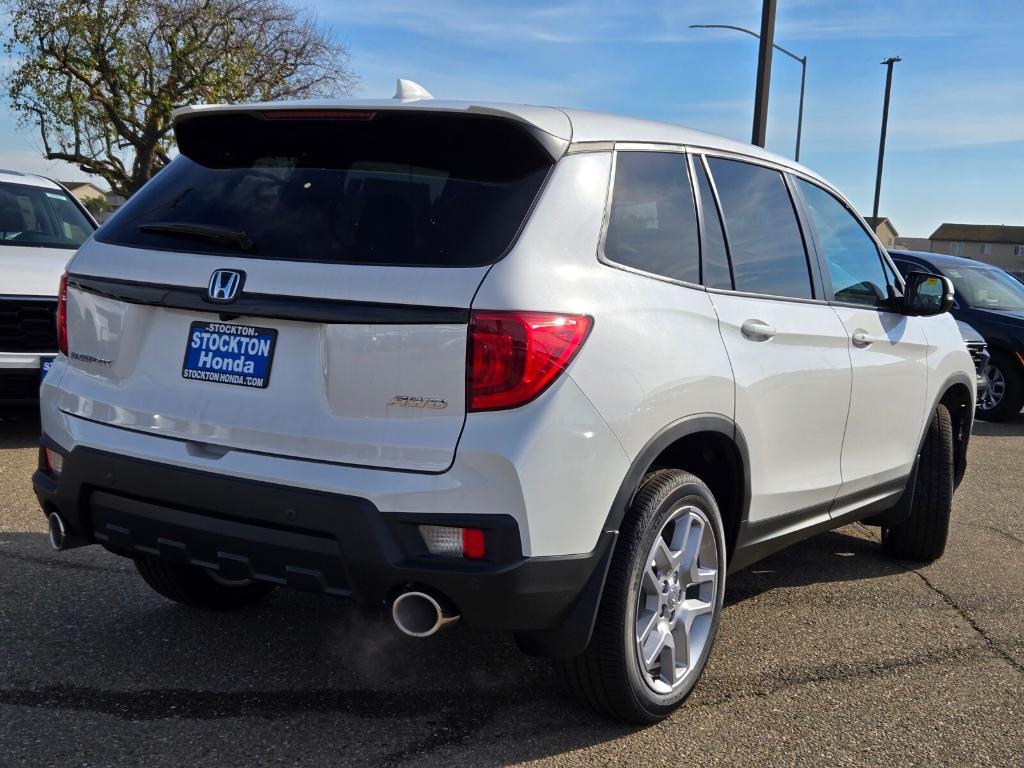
3,0 -> 357,195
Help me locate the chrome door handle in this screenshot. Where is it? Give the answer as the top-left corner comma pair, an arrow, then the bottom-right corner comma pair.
852,331 -> 876,348
740,319 -> 776,341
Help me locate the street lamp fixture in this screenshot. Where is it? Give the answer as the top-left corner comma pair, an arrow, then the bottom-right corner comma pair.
689,23 -> 808,162
872,56 -> 902,221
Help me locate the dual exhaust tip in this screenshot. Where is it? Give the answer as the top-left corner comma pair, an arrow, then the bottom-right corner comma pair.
392,590 -> 460,637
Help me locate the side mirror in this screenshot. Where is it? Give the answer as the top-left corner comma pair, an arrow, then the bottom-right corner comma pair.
903,271 -> 954,316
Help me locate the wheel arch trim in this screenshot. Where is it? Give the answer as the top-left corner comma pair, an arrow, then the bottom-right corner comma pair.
603,413 -> 751,537
516,413 -> 748,659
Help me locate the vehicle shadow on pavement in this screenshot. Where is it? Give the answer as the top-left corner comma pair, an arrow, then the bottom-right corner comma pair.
0,405 -> 41,450
972,412 -> 1024,437
0,522 -> 909,766
725,524 -> 897,606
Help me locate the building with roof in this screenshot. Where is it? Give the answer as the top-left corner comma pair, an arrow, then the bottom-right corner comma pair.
928,223 -> 1024,271
58,181 -> 109,205
59,181 -> 125,220
863,216 -> 899,248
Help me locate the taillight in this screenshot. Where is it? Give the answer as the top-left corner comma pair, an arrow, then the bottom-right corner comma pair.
56,271 -> 68,356
467,311 -> 592,411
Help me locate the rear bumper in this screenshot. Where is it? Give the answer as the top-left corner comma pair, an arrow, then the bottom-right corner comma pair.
33,442 -> 615,651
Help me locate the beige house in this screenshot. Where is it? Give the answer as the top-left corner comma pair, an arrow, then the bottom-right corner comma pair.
928,223 -> 1024,272
59,181 -> 108,205
863,216 -> 898,248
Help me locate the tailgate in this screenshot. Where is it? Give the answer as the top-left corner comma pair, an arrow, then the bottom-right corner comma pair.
57,109 -> 556,471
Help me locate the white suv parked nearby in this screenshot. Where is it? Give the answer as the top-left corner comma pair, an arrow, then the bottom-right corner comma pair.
0,170 -> 96,401
34,97 -> 975,723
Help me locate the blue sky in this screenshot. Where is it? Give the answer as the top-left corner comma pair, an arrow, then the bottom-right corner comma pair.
2,0 -> 1022,236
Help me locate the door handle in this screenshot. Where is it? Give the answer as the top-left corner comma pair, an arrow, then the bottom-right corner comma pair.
851,331 -> 876,348
740,319 -> 776,341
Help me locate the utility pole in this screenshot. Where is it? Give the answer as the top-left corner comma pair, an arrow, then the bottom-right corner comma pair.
690,23 -> 807,161
751,0 -> 778,148
795,54 -> 807,161
872,56 -> 901,220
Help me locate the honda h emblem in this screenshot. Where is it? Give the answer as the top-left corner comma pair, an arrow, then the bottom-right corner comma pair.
207,270 -> 244,303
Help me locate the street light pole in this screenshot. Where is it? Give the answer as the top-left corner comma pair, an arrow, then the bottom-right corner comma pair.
689,19 -> 807,160
795,55 -> 807,161
872,56 -> 901,221
751,0 -> 777,148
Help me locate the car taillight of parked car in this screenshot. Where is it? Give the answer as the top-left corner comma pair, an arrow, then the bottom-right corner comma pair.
467,311 -> 592,411
56,271 -> 68,356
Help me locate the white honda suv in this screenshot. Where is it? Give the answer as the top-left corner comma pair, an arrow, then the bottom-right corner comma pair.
0,170 -> 95,401
34,96 -> 975,723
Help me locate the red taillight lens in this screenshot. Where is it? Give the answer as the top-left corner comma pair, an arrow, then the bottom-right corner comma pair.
56,271 -> 68,356
467,311 -> 592,411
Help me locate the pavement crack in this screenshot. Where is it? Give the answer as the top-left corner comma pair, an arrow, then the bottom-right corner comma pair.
909,568 -> 1024,675
692,644 -> 1001,709
964,522 -> 1024,548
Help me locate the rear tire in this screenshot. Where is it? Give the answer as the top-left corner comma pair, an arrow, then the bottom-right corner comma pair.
134,556 -> 275,609
976,350 -> 1024,422
556,469 -> 726,724
882,404 -> 954,562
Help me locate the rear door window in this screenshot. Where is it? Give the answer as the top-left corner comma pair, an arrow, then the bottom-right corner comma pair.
797,179 -> 892,307
706,158 -> 813,299
96,111 -> 554,267
604,151 -> 700,284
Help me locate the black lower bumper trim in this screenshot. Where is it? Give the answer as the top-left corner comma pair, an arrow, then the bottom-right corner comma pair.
32,443 -> 614,648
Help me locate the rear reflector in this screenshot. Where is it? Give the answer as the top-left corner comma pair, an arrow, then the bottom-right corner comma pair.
419,525 -> 486,560
467,311 -> 592,411
44,448 -> 63,475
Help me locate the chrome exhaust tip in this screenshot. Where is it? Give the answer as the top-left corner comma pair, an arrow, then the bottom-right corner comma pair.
392,591 -> 460,637
47,512 -> 85,551
47,511 -> 67,550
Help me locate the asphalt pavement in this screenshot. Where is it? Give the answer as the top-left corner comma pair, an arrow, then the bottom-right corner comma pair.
1,405 -> 1022,767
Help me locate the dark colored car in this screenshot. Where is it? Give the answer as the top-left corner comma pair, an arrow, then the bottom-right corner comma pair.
890,249 -> 1024,421
957,320 -> 990,405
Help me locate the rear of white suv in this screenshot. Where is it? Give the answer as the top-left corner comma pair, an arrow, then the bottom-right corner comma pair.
0,171 -> 95,401
34,101 -> 974,724
36,105 -> 629,641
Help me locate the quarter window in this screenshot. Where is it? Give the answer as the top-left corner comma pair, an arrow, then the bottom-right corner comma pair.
797,180 -> 891,307
706,158 -> 813,299
604,151 -> 700,284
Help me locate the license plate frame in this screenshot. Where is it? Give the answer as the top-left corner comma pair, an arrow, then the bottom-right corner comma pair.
181,321 -> 278,389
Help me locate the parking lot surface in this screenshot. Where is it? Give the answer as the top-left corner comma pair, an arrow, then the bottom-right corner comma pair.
1,407 -> 1022,767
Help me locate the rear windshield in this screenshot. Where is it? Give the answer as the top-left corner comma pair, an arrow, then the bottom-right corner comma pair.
0,181 -> 94,249
96,111 -> 554,267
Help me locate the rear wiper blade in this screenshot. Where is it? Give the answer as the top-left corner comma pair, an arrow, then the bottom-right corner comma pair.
139,222 -> 253,250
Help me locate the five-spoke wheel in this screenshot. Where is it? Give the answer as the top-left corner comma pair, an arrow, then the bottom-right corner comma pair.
634,505 -> 718,694
557,469 -> 726,723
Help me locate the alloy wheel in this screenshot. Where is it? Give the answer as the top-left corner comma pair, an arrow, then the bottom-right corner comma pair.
634,504 -> 719,694
979,364 -> 1005,412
